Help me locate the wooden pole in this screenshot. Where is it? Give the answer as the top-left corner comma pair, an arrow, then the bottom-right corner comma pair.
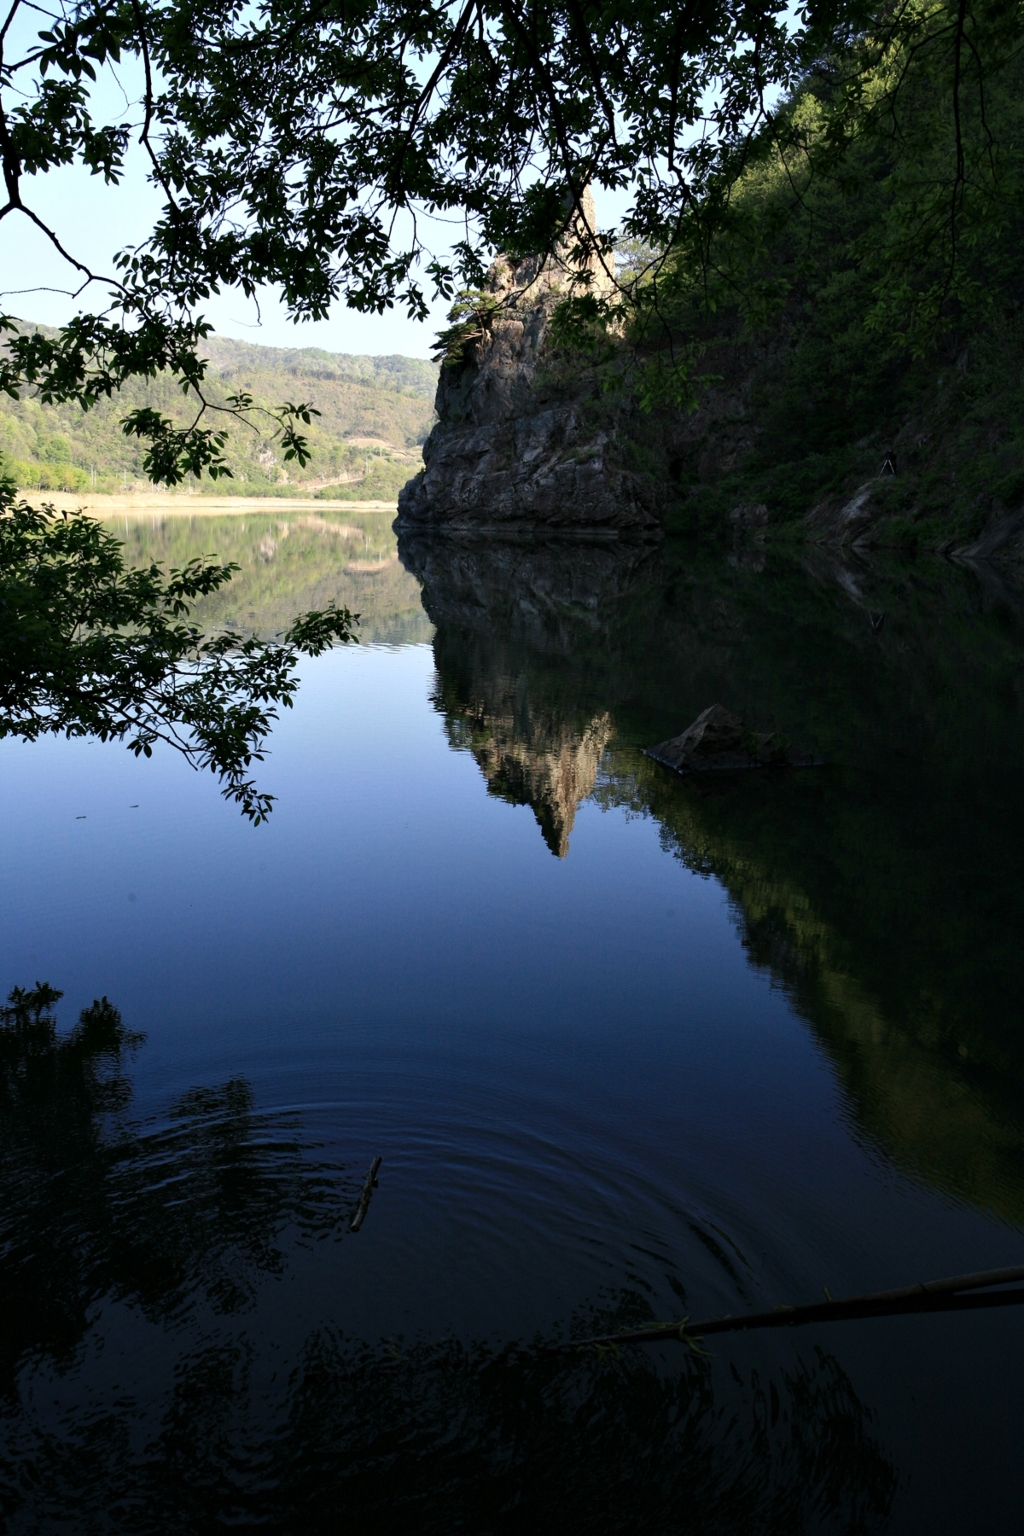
556,1264 -> 1024,1351
349,1155 -> 382,1233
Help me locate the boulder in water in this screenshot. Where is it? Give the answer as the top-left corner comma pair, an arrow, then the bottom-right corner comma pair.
646,705 -> 818,773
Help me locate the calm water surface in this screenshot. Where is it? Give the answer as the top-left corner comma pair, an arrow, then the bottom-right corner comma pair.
1,510 -> 1022,1532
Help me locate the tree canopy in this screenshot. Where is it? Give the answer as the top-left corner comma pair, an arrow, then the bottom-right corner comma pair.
2,0 -> 1018,480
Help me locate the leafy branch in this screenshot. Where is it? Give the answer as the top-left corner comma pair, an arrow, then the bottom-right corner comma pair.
0,478 -> 358,820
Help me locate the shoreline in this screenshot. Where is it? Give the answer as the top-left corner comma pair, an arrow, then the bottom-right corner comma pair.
17,491 -> 399,516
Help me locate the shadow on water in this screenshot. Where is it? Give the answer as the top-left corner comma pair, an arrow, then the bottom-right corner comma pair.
0,985 -> 357,1392
401,532 -> 1024,1229
0,987 -> 898,1533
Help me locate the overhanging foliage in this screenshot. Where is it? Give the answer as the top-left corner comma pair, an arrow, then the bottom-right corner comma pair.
0,481 -> 358,818
0,0 -> 1020,475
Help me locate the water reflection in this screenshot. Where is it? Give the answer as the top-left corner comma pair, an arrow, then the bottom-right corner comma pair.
0,985 -> 899,1532
0,985 -> 353,1389
409,536 -> 663,856
108,509 -> 431,644
432,644 -> 611,856
5,514 -> 1022,1526
401,532 -> 1024,1227
1,1333 -> 897,1533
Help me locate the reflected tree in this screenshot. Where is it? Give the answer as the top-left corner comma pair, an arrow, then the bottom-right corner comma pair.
0,985 -> 902,1532
0,488 -> 358,820
0,984 -> 355,1391
0,1325 -> 898,1534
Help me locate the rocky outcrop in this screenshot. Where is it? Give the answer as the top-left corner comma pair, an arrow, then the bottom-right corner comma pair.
647,704 -> 819,773
803,482 -> 884,545
954,508 -> 1024,563
396,193 -> 661,537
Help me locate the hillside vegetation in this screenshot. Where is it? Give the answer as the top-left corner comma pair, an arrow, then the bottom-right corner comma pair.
0,334 -> 437,499
610,1 -> 1024,555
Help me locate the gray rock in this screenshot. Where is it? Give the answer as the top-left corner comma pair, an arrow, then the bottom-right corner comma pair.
954,508 -> 1024,562
802,482 -> 882,545
396,196 -> 661,536
729,502 -> 769,530
646,704 -> 819,773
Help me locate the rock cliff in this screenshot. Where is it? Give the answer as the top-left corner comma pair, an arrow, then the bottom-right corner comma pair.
396,192 -> 661,537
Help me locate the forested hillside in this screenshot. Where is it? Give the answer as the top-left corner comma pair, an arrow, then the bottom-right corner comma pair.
618,10 -> 1024,556
0,333 -> 437,498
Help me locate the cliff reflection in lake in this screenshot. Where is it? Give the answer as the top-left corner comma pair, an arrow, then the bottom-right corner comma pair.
402,532 -> 1024,1227
4,510 -> 1023,1530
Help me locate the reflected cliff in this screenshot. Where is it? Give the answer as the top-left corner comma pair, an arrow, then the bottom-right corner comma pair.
432,639 -> 611,855
400,533 -> 1024,1225
410,537 -> 661,855
107,509 -> 432,644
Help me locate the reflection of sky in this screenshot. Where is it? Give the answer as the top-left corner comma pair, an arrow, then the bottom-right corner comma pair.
2,641 -> 1023,1527
0,646 -> 1009,1269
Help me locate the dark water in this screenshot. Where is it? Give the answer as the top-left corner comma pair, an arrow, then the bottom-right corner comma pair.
1,510 -> 1023,1533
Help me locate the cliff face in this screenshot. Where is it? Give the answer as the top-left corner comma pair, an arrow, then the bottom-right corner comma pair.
396,195 -> 661,537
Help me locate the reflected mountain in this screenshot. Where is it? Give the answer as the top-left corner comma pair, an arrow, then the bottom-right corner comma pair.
409,536 -> 661,855
432,639 -> 611,855
108,509 -> 432,644
401,533 -> 1024,1226
0,984 -> 356,1391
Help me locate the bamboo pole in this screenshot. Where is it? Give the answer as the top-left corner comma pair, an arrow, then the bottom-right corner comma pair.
556,1264 -> 1024,1351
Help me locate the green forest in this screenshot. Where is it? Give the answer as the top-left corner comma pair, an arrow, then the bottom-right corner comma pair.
612,6 -> 1024,550
0,333 -> 437,500
112,510 -> 431,644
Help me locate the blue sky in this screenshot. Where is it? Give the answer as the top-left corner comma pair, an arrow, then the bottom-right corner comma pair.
0,139 -> 629,362
0,11 -> 637,363
0,141 -> 452,358
0,148 -> 630,363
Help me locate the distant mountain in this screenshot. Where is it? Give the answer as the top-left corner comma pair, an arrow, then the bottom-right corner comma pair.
0,329 -> 439,499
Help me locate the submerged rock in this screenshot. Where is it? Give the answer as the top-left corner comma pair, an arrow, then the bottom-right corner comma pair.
646,705 -> 819,773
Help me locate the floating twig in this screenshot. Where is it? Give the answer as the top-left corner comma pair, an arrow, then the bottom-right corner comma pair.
349,1155 -> 382,1233
555,1264 -> 1024,1352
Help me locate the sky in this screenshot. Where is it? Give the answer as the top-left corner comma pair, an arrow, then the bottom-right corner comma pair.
0,143 -> 451,359
0,13 -> 454,357
0,137 -> 630,363
0,11 -> 642,364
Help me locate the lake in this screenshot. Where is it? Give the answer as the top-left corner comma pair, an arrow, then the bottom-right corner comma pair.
1,507 -> 1022,1532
